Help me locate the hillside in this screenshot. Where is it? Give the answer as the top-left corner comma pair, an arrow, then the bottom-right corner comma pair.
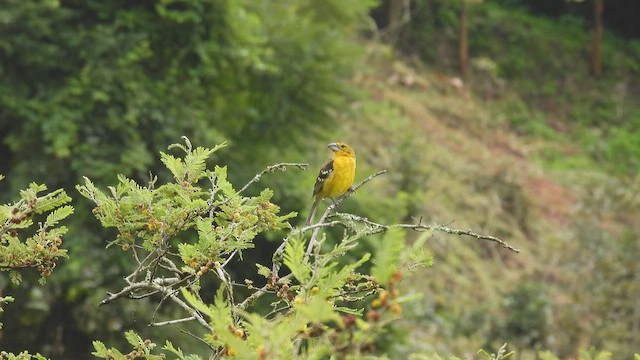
339,39 -> 639,358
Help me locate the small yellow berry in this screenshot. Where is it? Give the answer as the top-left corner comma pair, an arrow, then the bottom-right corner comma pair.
293,297 -> 304,305
390,303 -> 402,314
311,286 -> 320,295
371,299 -> 382,309
257,345 -> 268,359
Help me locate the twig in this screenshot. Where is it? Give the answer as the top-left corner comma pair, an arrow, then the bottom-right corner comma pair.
169,293 -> 212,331
100,282 -> 157,306
150,316 -> 196,327
237,273 -> 293,310
238,162 -> 309,194
237,284 -> 270,311
332,213 -> 521,253
416,223 -> 520,253
178,329 -> 216,351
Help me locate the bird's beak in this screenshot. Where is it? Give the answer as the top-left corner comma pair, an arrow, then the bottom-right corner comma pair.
327,143 -> 340,152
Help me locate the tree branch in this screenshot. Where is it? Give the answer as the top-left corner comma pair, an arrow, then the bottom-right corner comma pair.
333,213 -> 521,253
238,162 -> 309,194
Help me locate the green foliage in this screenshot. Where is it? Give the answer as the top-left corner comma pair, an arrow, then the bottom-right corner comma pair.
283,235 -> 311,282
92,330 -> 163,360
0,1 -> 374,349
79,138 -> 435,359
0,351 -> 48,360
539,349 -> 614,360
370,227 -> 404,284
0,179 -> 72,284
0,296 -> 13,329
601,126 -> 640,175
77,138 -> 293,274
0,0 -> 374,186
477,343 -> 514,360
0,178 -> 72,357
488,281 -> 550,351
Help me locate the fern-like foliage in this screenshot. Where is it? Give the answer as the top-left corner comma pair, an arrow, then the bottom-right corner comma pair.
0,179 -> 72,285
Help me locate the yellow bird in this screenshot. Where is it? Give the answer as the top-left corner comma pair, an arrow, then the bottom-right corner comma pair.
305,142 -> 356,226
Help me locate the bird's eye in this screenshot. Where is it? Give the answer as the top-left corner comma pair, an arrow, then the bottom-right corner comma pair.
340,144 -> 346,149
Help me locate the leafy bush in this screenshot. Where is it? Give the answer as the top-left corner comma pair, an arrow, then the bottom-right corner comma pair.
0,175 -> 73,359
76,138 -> 435,358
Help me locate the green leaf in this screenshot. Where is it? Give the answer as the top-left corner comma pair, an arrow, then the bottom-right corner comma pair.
124,330 -> 144,347
92,341 -> 108,356
255,263 -> 271,278
283,236 -> 310,282
294,295 -> 340,324
32,188 -> 71,214
44,205 -> 74,228
318,253 -> 370,297
213,166 -> 235,197
0,296 -> 15,305
371,227 -> 405,284
180,287 -> 214,319
184,147 -> 214,182
334,306 -> 363,316
538,351 -> 560,360
163,341 -> 186,360
160,152 -> 186,182
9,271 -> 22,285
195,218 -> 215,243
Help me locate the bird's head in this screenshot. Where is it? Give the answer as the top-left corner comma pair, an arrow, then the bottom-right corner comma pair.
327,142 -> 356,158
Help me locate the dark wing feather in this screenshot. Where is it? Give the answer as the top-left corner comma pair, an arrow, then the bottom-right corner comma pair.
312,159 -> 334,198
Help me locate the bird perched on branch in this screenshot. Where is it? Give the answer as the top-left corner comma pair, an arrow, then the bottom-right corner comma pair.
305,142 -> 356,226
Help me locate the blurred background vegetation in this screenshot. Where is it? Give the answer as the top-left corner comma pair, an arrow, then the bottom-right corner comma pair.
1,0 -> 639,358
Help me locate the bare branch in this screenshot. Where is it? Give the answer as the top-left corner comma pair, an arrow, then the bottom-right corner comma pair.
150,316 -> 197,327
238,162 -> 309,194
179,329 -> 216,351
169,292 -> 213,331
333,213 -> 521,253
237,284 -> 270,311
99,282 -> 157,306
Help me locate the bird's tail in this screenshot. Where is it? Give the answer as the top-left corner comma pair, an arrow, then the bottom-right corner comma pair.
305,198 -> 320,227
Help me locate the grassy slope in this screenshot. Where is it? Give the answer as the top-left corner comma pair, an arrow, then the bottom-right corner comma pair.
339,36 -> 639,357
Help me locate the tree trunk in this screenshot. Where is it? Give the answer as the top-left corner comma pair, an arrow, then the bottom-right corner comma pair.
459,0 -> 469,79
387,0 -> 404,43
590,0 -> 604,77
